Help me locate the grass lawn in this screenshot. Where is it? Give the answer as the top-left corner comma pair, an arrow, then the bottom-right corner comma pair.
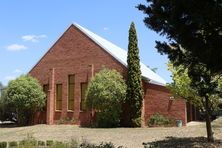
0,118 -> 222,148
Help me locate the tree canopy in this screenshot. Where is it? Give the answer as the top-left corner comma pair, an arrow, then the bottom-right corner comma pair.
167,63 -> 221,110
138,0 -> 222,74
4,75 -> 45,125
85,69 -> 126,127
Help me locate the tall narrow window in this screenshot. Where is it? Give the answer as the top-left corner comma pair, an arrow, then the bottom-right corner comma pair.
56,84 -> 62,110
81,83 -> 87,111
68,75 -> 75,110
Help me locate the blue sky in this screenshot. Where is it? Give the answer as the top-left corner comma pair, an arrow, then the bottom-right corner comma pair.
0,0 -> 171,86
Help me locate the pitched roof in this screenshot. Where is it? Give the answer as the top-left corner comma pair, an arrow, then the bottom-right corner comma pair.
74,23 -> 167,86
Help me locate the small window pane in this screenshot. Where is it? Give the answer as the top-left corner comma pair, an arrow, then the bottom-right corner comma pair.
68,75 -> 75,110
68,100 -> 74,110
81,83 -> 87,111
68,84 -> 74,100
56,84 -> 62,110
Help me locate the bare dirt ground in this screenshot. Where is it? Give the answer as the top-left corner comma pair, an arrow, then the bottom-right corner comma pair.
0,118 -> 222,148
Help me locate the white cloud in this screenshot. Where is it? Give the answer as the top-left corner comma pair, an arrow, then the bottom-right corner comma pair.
4,76 -> 16,81
13,69 -> 22,73
103,27 -> 109,31
6,44 -> 27,51
22,34 -> 47,42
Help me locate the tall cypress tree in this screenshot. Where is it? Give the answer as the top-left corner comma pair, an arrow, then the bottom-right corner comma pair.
125,22 -> 143,127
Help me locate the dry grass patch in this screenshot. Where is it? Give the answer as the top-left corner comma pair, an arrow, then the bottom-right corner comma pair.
0,118 -> 222,148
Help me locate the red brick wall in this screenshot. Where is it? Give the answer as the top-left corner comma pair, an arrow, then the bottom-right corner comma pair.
143,83 -> 186,126
30,24 -> 186,126
30,25 -> 127,125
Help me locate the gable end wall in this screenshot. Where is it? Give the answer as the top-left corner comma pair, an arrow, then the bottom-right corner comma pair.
30,25 -> 186,126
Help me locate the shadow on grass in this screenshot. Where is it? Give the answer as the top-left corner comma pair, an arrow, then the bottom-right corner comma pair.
142,137 -> 222,148
0,122 -> 18,128
0,121 -> 39,128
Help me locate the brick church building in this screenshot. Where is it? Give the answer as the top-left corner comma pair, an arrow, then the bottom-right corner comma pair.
29,23 -> 189,126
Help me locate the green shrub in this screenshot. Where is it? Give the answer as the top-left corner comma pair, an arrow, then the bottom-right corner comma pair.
0,139 -> 122,148
37,140 -> 45,146
70,139 -> 79,148
98,142 -> 115,148
0,142 -> 7,148
4,75 -> 46,125
19,134 -> 37,148
19,140 -> 25,146
85,69 -> 126,128
96,110 -> 121,128
80,140 -> 119,148
148,113 -> 174,127
132,117 -> 141,127
9,141 -> 17,147
79,139 -> 96,148
51,141 -> 69,148
19,141 -> 37,148
46,140 -> 54,146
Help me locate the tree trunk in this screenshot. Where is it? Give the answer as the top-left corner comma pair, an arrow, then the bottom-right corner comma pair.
205,96 -> 214,142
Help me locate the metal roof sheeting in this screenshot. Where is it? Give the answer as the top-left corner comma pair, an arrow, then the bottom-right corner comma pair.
74,23 -> 167,86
